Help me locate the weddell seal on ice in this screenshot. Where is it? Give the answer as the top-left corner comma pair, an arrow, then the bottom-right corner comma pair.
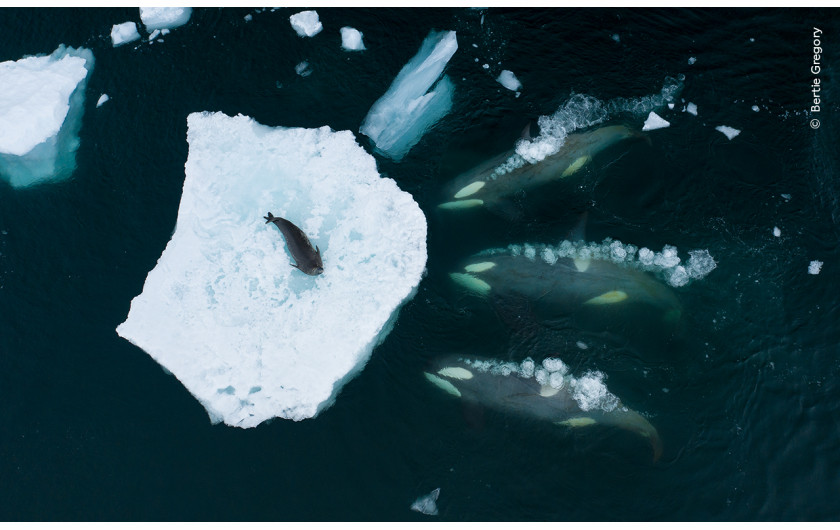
264,212 -> 324,276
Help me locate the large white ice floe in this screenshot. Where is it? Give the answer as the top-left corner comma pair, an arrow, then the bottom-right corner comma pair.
360,30 -> 458,161
496,69 -> 522,91
0,45 -> 94,188
139,7 -> 192,30
117,112 -> 428,428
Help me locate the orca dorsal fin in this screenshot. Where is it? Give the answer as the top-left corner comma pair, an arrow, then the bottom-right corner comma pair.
521,122 -> 535,142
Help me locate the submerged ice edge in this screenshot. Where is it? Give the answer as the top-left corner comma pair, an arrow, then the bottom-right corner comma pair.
478,238 -> 716,287
494,77 -> 683,175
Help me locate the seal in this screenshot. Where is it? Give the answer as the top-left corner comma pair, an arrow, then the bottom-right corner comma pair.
264,212 -> 324,276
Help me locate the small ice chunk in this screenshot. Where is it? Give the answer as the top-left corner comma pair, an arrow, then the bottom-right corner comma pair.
289,10 -> 323,37
111,22 -> 140,47
411,488 -> 440,516
808,260 -> 823,275
688,56 -> 696,65
715,125 -> 741,140
139,7 -> 192,30
642,111 -> 670,131
752,105 -> 760,112
96,94 -> 109,107
576,341 -> 588,350
116,112 -> 427,427
0,45 -> 94,188
244,14 -> 252,22
295,61 -> 312,77
685,102 -> 698,115
148,29 -> 161,41
773,226 -> 781,237
611,33 -> 620,43
340,27 -> 365,51
360,30 -> 458,161
496,69 -> 522,91
668,102 -> 675,109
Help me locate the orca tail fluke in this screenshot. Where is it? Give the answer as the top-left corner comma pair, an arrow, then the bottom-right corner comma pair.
264,212 -> 275,224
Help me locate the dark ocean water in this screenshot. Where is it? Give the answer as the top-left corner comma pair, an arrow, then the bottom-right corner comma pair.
1,7 -> 839,521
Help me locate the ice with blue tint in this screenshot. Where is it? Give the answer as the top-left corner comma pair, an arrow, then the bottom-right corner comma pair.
139,7 -> 192,31
116,112 -> 428,428
360,30 -> 458,161
111,22 -> 140,47
496,69 -> 521,91
411,488 -> 440,516
290,10 -> 323,37
0,45 -> 94,188
340,27 -> 365,51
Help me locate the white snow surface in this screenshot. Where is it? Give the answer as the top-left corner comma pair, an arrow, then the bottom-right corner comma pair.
139,7 -> 192,30
340,27 -> 365,51
715,125 -> 741,140
290,10 -> 323,37
642,111 -> 670,131
496,69 -> 522,91
111,21 -> 140,46
0,45 -> 94,188
360,30 -> 458,161
116,112 -> 428,428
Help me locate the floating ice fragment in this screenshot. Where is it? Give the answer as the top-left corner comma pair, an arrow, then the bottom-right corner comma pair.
781,193 -> 791,200
576,341 -> 588,350
340,27 -> 365,51
139,7 -> 192,30
715,125 -> 741,140
244,14 -> 252,22
668,102 -> 675,109
96,94 -> 110,108
496,69 -> 522,91
642,111 -> 670,131
411,488 -> 440,516
808,260 -> 823,275
685,102 -> 698,115
611,33 -> 620,43
289,10 -> 323,37
0,45 -> 94,188
360,30 -> 457,161
111,22 -> 140,46
773,226 -> 781,237
148,29 -> 161,41
295,61 -> 312,77
752,105 -> 760,112
116,112 -> 427,427
688,56 -> 696,65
